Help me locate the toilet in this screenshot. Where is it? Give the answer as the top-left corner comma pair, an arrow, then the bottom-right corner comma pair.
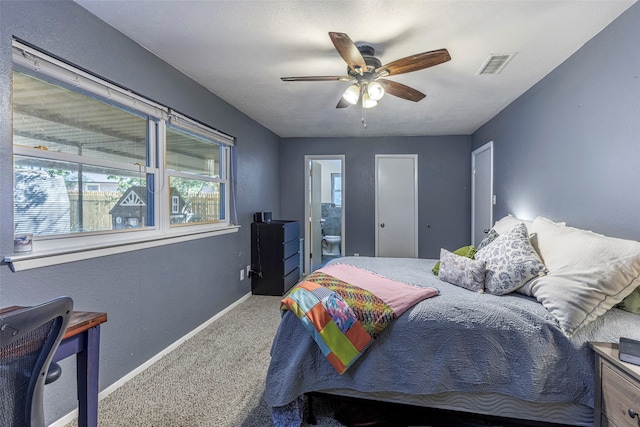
322,235 -> 341,256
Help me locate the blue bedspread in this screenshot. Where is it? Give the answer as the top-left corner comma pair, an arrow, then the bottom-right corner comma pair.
265,257 -> 640,420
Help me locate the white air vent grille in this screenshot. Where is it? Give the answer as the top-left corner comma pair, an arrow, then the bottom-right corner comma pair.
477,54 -> 515,75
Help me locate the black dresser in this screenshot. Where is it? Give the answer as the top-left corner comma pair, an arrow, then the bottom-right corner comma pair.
251,220 -> 300,296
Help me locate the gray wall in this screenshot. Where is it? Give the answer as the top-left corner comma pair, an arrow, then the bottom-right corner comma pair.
0,1 -> 280,423
279,136 -> 472,259
472,2 -> 640,240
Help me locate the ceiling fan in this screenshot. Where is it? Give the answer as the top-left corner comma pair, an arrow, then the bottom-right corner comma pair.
281,32 -> 451,109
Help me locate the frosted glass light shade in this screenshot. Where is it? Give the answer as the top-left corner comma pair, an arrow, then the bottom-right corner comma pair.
367,81 -> 385,101
342,84 -> 360,105
362,92 -> 378,109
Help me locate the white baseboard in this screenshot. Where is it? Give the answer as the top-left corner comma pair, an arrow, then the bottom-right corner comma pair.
48,292 -> 252,427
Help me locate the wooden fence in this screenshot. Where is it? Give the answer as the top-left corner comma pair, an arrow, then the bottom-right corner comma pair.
68,191 -> 120,232
68,191 -> 220,231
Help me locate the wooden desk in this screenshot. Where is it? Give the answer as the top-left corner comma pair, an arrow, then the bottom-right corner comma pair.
1,306 -> 107,427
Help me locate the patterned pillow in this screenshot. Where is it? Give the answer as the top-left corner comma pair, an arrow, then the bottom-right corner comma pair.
475,223 -> 547,295
432,245 -> 477,276
476,229 -> 499,251
438,248 -> 486,293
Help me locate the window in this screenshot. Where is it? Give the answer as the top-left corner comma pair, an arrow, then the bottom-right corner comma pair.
13,70 -> 154,236
9,40 -> 236,265
331,173 -> 342,207
165,120 -> 230,226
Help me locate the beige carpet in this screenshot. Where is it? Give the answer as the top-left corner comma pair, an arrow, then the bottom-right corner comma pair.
63,295 -> 343,427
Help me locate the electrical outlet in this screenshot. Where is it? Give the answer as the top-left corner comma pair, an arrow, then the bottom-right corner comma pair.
246,265 -> 251,276
354,253 -> 360,257
240,269 -> 244,281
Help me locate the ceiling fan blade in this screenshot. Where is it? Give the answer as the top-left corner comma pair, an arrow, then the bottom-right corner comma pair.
329,32 -> 367,73
336,97 -> 351,109
281,76 -> 352,82
376,49 -> 451,76
378,79 -> 426,102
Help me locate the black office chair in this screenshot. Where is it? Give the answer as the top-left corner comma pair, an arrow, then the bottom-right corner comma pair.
0,297 -> 73,427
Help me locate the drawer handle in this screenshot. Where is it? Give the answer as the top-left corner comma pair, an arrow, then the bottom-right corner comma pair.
630,408 -> 639,419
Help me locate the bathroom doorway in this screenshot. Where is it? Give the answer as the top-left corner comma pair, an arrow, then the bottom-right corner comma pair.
304,155 -> 345,274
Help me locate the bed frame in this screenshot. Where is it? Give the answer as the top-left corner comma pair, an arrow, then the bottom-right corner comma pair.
306,390 -> 592,426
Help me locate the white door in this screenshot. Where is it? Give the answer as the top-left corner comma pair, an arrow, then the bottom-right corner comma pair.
375,155 -> 418,258
471,141 -> 493,246
310,161 -> 323,271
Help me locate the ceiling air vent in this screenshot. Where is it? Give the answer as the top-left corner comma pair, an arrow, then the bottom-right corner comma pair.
477,53 -> 515,75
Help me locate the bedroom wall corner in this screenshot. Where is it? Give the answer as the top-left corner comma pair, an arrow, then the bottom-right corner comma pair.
471,2 -> 640,240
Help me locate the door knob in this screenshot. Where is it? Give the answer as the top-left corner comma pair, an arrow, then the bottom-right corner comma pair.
380,223 -> 385,228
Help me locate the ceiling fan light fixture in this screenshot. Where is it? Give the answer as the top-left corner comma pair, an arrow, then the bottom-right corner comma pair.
362,91 -> 378,109
342,84 -> 360,105
281,32 -> 449,115
366,81 -> 385,101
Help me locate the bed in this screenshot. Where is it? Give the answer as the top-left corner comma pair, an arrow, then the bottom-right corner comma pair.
265,216 -> 640,426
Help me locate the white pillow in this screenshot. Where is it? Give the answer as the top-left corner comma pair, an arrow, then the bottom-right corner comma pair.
438,248 -> 486,293
493,214 -> 563,237
528,216 -> 640,335
475,223 -> 547,295
492,215 -> 530,234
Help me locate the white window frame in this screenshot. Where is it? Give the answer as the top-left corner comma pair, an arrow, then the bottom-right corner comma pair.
331,173 -> 342,207
5,40 -> 238,272
165,112 -> 233,227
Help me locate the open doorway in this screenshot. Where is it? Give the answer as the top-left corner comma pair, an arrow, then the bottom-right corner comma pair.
471,141 -> 493,247
304,155 -> 345,274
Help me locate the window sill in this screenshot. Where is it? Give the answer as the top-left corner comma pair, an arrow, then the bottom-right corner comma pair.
3,225 -> 240,272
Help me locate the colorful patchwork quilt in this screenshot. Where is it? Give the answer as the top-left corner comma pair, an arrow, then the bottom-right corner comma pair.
280,263 -> 439,374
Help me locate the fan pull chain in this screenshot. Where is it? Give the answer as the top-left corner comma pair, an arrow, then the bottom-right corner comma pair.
361,105 -> 367,129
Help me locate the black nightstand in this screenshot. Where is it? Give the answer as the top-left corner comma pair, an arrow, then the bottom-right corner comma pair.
251,220 -> 300,295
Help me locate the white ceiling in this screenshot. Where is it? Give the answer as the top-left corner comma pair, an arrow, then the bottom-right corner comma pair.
74,0 -> 635,138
